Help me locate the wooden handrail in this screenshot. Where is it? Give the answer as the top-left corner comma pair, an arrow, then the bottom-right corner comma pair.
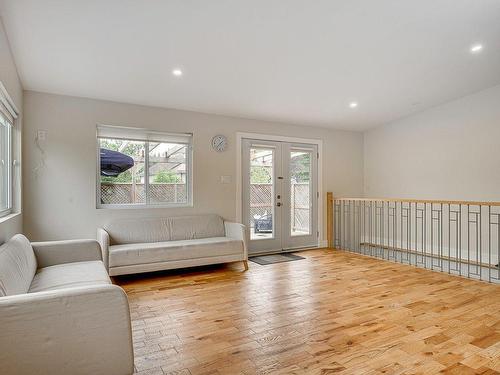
334,197 -> 500,206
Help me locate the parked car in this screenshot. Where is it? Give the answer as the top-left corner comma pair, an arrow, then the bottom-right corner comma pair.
254,213 -> 272,233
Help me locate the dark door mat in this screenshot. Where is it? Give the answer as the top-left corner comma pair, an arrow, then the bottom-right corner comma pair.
249,253 -> 305,265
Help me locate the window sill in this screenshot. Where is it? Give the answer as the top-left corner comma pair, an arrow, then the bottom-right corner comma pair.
97,203 -> 194,210
0,211 -> 21,225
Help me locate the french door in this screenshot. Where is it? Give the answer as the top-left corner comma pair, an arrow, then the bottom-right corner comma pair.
242,139 -> 318,255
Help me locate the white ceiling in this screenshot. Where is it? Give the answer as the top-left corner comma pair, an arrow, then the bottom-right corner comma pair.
1,0 -> 500,131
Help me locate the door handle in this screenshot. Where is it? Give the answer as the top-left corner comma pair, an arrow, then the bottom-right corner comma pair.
276,202 -> 282,207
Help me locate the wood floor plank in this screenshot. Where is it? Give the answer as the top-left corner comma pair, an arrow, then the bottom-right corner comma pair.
115,249 -> 500,375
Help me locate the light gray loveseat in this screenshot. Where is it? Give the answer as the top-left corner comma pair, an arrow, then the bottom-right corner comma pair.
0,234 -> 134,375
97,214 -> 248,276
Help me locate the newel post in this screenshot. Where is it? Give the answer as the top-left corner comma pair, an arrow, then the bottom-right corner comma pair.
327,192 -> 334,248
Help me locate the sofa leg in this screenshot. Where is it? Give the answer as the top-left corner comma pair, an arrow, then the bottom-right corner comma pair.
243,260 -> 249,271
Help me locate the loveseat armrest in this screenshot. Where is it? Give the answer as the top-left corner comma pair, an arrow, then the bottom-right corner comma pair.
97,228 -> 110,270
0,284 -> 134,375
31,239 -> 102,268
224,221 -> 248,259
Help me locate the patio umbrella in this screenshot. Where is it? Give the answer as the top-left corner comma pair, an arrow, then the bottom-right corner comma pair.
100,148 -> 134,177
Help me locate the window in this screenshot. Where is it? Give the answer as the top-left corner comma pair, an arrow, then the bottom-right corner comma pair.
0,83 -> 17,218
97,125 -> 192,207
0,113 -> 12,216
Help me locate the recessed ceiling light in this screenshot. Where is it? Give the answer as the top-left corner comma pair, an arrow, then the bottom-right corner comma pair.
470,44 -> 483,54
349,102 -> 358,109
172,69 -> 183,76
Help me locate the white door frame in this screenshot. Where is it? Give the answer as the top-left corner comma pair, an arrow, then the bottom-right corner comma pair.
236,132 -> 324,248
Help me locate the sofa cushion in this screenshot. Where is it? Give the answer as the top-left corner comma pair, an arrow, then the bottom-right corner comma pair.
108,237 -> 242,268
0,234 -> 37,297
29,260 -> 111,293
104,214 -> 225,245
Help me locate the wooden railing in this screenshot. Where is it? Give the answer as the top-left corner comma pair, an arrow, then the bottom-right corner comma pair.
327,194 -> 500,283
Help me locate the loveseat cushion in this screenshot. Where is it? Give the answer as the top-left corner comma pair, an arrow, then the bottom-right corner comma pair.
29,260 -> 111,293
108,237 -> 243,268
104,214 -> 225,245
0,234 -> 37,296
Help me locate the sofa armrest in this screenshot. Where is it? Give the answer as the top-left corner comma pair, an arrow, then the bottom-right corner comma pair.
31,239 -> 102,268
97,228 -> 110,270
224,221 -> 248,259
0,284 -> 134,375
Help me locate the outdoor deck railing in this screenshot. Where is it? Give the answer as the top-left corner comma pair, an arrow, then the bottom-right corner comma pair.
327,193 -> 500,283
100,182 -> 187,204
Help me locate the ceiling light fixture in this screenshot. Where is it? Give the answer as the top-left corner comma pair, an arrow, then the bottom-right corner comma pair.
349,102 -> 358,109
172,69 -> 183,76
470,44 -> 483,54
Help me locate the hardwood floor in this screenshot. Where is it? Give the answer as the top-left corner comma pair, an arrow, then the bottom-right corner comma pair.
116,249 -> 500,375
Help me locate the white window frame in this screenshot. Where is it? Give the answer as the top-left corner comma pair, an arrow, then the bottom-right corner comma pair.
0,82 -> 18,218
96,125 -> 193,209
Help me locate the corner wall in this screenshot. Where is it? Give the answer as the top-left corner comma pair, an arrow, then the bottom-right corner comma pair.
364,84 -> 500,201
0,17 -> 22,242
23,91 -> 364,241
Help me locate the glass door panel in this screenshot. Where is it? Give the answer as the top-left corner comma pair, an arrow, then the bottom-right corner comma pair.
290,150 -> 312,237
282,143 -> 318,250
249,147 -> 275,240
242,139 -> 283,254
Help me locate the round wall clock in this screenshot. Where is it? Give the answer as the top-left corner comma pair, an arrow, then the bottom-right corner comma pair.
211,135 -> 227,152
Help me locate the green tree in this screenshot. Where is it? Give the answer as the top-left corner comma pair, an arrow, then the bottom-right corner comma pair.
100,139 -> 144,156
153,170 -> 181,183
290,152 -> 310,182
101,170 -> 133,183
250,166 -> 272,183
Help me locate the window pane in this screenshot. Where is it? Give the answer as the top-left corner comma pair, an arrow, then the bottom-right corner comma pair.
99,138 -> 145,204
0,116 -> 10,212
148,142 -> 188,205
290,150 -> 311,236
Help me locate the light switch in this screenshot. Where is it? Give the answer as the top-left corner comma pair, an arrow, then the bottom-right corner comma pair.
220,175 -> 231,184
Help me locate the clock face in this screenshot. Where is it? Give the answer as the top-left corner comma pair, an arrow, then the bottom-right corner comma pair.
212,135 -> 227,152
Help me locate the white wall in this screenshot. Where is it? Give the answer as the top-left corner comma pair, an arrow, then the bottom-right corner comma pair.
21,72 -> 500,243
0,17 -> 22,242
23,91 -> 364,241
364,84 -> 500,201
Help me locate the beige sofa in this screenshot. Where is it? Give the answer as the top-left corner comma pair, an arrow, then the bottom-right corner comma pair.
0,234 -> 134,375
98,214 -> 248,276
